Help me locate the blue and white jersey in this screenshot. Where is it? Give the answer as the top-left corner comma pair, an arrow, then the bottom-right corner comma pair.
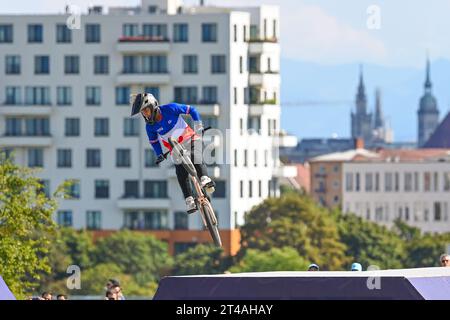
146,103 -> 201,156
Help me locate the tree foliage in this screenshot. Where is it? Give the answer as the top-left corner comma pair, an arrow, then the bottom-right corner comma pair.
173,244 -> 230,276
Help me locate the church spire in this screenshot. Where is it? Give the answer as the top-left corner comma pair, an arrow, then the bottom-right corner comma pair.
374,88 -> 384,129
358,64 -> 365,95
425,54 -> 432,91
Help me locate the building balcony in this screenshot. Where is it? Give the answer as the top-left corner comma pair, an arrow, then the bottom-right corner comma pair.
274,134 -> 298,148
273,165 -> 297,178
0,135 -> 53,147
195,103 -> 220,117
116,72 -> 170,85
248,40 -> 280,55
249,72 -> 280,87
117,197 -> 170,210
248,103 -> 279,116
117,36 -> 171,53
167,165 -> 221,179
0,104 -> 53,116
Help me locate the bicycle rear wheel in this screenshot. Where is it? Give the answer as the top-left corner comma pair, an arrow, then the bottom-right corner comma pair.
201,201 -> 222,247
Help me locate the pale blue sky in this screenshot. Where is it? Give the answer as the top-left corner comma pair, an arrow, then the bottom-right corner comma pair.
1,0 -> 448,68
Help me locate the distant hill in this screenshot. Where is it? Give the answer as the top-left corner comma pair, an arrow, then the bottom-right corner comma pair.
280,58 -> 450,142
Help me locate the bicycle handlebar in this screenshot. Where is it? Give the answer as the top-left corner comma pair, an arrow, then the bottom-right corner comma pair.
156,126 -> 212,164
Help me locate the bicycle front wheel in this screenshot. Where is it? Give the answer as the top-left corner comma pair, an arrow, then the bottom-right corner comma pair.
201,201 -> 222,247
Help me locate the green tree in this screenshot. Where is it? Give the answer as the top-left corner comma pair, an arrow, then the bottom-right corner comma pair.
230,247 -> 309,273
240,193 -> 349,270
172,244 -> 230,276
0,154 -> 66,298
336,212 -> 406,269
93,231 -> 172,284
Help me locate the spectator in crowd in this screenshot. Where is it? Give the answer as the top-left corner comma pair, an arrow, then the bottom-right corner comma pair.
440,254 -> 450,267
350,263 -> 362,271
57,294 -> 67,300
105,289 -> 118,300
106,278 -> 120,290
307,263 -> 320,271
112,284 -> 126,300
41,292 -> 52,300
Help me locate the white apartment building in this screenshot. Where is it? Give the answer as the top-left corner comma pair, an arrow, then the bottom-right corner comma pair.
0,0 -> 297,255
342,149 -> 450,233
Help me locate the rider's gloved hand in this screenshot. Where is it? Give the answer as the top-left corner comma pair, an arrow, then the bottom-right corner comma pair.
193,121 -> 204,136
155,154 -> 165,165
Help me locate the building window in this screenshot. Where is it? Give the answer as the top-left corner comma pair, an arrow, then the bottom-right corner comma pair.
174,87 -> 197,104
244,150 -> 248,167
64,55 -> 80,74
25,118 -> 50,136
355,173 -> 360,191
234,149 -> 238,167
254,150 -> 258,167
57,210 -> 73,227
124,118 -> 140,137
85,24 -> 101,43
5,87 -> 21,105
144,149 -> 157,168
5,55 -> 20,74
116,149 -> 131,168
240,180 -> 244,198
444,172 -> 450,191
264,150 -> 268,167
365,173 -> 373,192
434,202 -> 442,221
65,118 -> 80,137
28,24 -> 43,43
233,24 -> 237,42
28,148 -> 43,167
94,118 -> 109,136
243,25 -> 247,42
5,118 -> 22,136
86,149 -> 101,168
94,55 -> 109,74
234,87 -> 238,105
375,172 -> 380,192
414,172 -> 420,191
424,172 -> 431,191
385,172 -> 393,192
142,55 -> 168,73
404,172 -> 413,192
144,180 -> 168,198
143,210 -> 168,230
124,180 -> 139,198
211,55 -> 226,74
0,24 -> 13,43
66,180 -> 80,199
173,23 -> 188,42
345,173 -> 353,192
434,172 -> 439,191
123,55 -> 138,73
143,24 -> 168,39
202,86 -> 218,104
116,87 -> 130,105
86,86 -> 101,105
25,87 -> 51,105
144,87 -> 160,101
174,211 -> 188,230
202,23 -> 217,42
56,24 -> 71,43
38,179 -> 50,198
122,23 -> 139,37
258,180 -> 262,197
183,55 -> 198,74
394,172 -> 400,191
240,56 -> 244,74
249,180 -> 253,198
95,180 -> 109,199
57,87 -> 72,106
86,211 -> 101,230
57,149 -> 72,168
213,181 -> 226,198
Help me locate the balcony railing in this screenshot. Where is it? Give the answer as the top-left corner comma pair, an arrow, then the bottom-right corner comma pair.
118,35 -> 170,42
247,37 -> 278,43
249,98 -> 278,105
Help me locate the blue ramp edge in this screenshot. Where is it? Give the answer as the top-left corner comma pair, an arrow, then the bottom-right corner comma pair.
0,276 -> 16,300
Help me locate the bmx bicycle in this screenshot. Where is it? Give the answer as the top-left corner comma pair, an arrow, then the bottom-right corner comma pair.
159,127 -> 222,247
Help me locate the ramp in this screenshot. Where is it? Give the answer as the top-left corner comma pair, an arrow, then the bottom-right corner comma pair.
0,276 -> 16,300
154,268 -> 450,300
